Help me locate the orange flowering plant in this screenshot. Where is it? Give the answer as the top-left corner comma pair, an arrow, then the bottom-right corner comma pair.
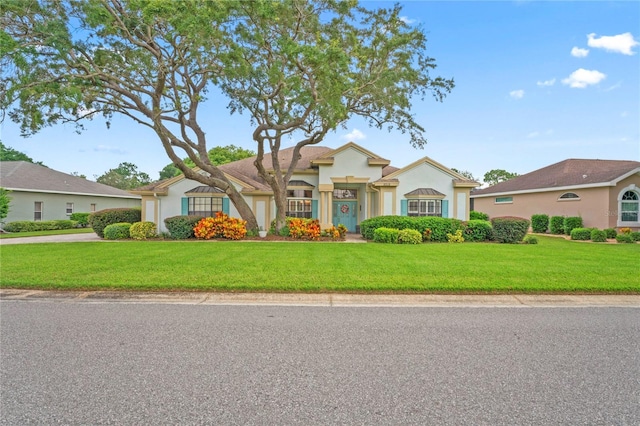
193,212 -> 247,240
288,218 -> 321,241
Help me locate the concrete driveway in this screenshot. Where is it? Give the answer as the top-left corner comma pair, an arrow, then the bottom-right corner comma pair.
0,233 -> 103,245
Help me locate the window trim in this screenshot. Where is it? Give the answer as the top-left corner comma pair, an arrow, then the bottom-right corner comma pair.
287,189 -> 313,219
558,192 -> 580,201
495,196 -> 513,204
618,187 -> 639,225
188,196 -> 223,217
407,199 -> 442,217
34,201 -> 43,221
66,202 -> 74,215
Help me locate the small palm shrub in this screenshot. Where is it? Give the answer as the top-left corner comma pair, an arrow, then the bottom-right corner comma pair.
590,229 -> 607,242
129,221 -> 157,240
531,214 -> 549,233
550,216 -> 565,234
491,216 -> 530,243
373,227 -> 399,243
103,222 -> 132,240
398,229 -> 422,244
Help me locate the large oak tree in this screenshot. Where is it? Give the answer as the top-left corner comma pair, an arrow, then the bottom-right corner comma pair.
2,0 -> 454,231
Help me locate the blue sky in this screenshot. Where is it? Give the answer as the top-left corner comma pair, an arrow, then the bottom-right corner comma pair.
1,1 -> 638,184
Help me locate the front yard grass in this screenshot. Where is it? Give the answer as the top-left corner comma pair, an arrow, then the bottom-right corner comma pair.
0,236 -> 638,294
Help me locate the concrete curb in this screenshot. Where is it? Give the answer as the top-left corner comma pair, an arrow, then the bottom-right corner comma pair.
1,289 -> 639,307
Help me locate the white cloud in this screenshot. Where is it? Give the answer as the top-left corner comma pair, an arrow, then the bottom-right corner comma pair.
399,16 -> 416,25
587,32 -> 639,55
536,78 -> 556,87
527,131 -> 539,138
509,90 -> 524,99
561,68 -> 606,88
342,129 -> 366,141
570,47 -> 589,57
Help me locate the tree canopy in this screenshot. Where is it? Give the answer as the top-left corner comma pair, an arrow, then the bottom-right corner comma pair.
0,142 -> 44,165
96,162 -> 151,190
1,0 -> 453,231
483,169 -> 519,186
159,145 -> 256,180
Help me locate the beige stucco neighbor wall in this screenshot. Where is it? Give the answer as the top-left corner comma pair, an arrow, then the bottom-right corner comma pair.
473,171 -> 640,231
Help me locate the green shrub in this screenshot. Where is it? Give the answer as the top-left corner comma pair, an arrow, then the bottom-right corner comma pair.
447,229 -> 464,243
469,211 -> 489,221
631,232 -> 640,242
164,215 -> 203,239
563,216 -> 583,235
523,235 -> 538,244
549,216 -> 563,234
604,228 -> 617,239
590,229 -> 607,242
397,228 -> 422,244
129,221 -> 157,240
70,212 -> 90,227
491,216 -> 530,244
2,220 -> 76,232
462,220 -> 493,242
615,234 -> 634,244
103,222 -> 132,240
570,227 -> 592,241
89,208 -> 141,238
373,227 -> 399,244
530,214 -> 549,233
360,216 -> 463,243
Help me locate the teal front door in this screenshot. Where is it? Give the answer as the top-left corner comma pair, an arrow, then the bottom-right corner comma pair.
333,201 -> 357,232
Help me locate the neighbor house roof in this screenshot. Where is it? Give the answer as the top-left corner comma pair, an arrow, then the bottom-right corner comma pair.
472,159 -> 640,197
0,161 -> 140,198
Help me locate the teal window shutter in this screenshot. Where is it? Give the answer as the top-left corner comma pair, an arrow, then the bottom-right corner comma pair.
401,199 -> 408,216
181,197 -> 188,215
441,200 -> 449,218
222,198 -> 230,215
312,200 -> 318,218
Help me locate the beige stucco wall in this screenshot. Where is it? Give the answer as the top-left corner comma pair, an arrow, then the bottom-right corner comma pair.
473,171 -> 640,230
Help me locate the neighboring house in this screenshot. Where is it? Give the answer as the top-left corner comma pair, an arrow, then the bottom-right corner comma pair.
131,142 -> 479,233
471,159 -> 640,231
0,161 -> 141,224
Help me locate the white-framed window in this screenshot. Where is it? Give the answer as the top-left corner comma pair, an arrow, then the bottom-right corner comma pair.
188,197 -> 222,217
287,189 -> 312,218
34,202 -> 43,221
408,199 -> 441,217
559,192 -> 580,201
620,190 -> 639,222
66,202 -> 74,215
495,196 -> 513,204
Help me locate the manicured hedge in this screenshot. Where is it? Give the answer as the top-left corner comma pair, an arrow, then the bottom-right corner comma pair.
164,215 -> 204,239
462,220 -> 493,242
103,222 -> 132,240
360,216 -> 463,242
570,227 -> 592,241
590,229 -> 607,242
469,211 -> 489,221
70,212 -> 90,227
89,208 -> 141,238
3,220 -> 77,233
490,216 -> 530,244
563,216 -> 583,235
550,216 -> 565,234
129,221 -> 157,240
531,214 -> 549,233
373,227 -> 399,244
397,229 -> 422,244
631,232 -> 640,242
604,228 -> 617,239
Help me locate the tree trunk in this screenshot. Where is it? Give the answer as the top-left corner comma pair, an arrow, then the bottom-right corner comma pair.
273,186 -> 288,234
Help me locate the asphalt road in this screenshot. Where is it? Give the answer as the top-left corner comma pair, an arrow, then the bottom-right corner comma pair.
1,301 -> 639,425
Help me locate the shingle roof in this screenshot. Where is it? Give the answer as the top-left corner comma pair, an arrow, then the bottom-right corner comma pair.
472,159 -> 640,196
0,161 -> 140,198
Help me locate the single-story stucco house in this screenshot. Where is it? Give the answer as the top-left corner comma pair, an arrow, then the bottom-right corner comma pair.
131,142 -> 479,233
0,161 -> 141,224
471,159 -> 640,231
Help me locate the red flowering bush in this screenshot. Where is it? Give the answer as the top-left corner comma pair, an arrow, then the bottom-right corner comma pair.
193,212 -> 247,240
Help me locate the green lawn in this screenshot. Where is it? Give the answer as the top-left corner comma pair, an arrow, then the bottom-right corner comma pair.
0,228 -> 94,239
1,236 -> 638,293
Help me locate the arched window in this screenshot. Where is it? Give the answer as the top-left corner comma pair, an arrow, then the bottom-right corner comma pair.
620,190 -> 639,222
559,192 -> 580,200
